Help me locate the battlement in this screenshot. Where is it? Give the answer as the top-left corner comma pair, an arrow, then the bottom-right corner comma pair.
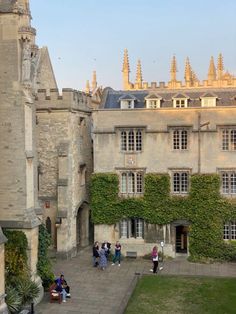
127,78 -> 236,91
35,88 -> 92,112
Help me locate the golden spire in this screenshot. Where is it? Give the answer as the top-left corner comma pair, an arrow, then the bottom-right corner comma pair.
184,57 -> 192,83
170,55 -> 177,82
92,70 -> 97,91
122,48 -> 130,90
208,56 -> 216,81
85,80 -> 90,94
135,59 -> 143,86
122,48 -> 130,73
217,53 -> 224,80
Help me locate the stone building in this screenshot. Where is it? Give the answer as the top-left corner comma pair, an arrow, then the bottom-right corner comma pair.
36,89 -> 93,258
0,0 -> 94,309
0,0 -> 43,310
92,50 -> 236,257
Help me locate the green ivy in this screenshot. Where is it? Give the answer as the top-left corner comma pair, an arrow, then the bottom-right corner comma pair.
3,230 -> 28,280
90,173 -> 236,260
37,224 -> 54,288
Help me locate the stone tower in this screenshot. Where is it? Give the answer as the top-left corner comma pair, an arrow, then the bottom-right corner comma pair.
122,48 -> 130,90
0,0 -> 42,299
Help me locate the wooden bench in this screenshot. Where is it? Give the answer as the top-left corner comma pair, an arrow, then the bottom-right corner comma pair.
49,283 -> 62,304
126,251 -> 137,258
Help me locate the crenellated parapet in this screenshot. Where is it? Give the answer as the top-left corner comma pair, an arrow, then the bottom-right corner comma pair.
122,50 -> 236,90
35,88 -> 92,112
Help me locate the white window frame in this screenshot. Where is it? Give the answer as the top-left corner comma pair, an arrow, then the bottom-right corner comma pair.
173,98 -> 188,108
224,221 -> 236,240
120,218 -> 144,239
146,99 -> 161,109
201,97 -> 216,107
120,100 -> 135,109
221,128 -> 236,151
172,171 -> 189,194
120,171 -> 144,195
120,129 -> 143,152
220,171 -> 236,195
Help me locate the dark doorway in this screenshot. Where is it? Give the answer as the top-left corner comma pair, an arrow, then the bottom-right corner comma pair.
176,225 -> 188,253
46,217 -> 51,235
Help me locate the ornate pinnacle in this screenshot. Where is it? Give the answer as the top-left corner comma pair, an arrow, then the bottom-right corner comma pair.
92,70 -> 97,90
184,57 -> 192,82
217,53 -> 224,80
208,56 -> 216,81
135,59 -> 143,84
170,55 -> 177,81
85,80 -> 90,94
122,48 -> 130,73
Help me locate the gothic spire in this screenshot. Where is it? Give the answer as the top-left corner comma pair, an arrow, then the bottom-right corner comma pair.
122,48 -> 130,90
85,80 -> 90,94
170,55 -> 177,82
184,57 -> 192,83
135,59 -> 143,85
92,70 -> 97,91
217,53 -> 224,80
208,56 -> 216,81
122,48 -> 130,73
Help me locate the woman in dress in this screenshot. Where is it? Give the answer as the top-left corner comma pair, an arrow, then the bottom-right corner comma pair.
99,243 -> 108,270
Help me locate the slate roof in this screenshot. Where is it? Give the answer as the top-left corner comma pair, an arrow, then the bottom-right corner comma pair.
102,88 -> 236,109
0,0 -> 16,13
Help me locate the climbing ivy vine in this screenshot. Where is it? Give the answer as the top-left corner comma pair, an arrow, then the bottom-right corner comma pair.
90,173 -> 236,261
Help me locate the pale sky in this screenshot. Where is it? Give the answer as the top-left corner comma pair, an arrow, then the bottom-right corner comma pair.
30,0 -> 236,91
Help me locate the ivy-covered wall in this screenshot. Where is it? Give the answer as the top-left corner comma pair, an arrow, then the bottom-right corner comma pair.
91,173 -> 236,260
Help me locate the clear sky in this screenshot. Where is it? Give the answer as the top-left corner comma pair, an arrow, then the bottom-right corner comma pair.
30,0 -> 236,91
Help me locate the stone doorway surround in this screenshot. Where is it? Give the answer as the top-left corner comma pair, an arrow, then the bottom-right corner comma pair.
171,219 -> 191,256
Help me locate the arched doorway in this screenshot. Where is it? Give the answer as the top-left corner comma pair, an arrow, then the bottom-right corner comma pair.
76,202 -> 90,249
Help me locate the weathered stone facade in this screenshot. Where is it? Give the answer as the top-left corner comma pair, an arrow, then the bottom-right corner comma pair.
93,52 -> 236,257
0,0 -> 43,306
36,89 -> 93,258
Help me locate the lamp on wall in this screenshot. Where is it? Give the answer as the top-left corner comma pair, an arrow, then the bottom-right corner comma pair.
55,217 -> 62,227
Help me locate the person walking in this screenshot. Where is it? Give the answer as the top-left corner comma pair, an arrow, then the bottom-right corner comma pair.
151,246 -> 159,274
112,241 -> 121,266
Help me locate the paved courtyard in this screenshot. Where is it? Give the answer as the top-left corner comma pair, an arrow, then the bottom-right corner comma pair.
36,247 -> 236,314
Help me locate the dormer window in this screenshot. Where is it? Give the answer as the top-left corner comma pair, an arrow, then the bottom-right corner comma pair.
145,94 -> 162,109
200,93 -> 217,107
173,94 -> 188,108
119,94 -> 137,109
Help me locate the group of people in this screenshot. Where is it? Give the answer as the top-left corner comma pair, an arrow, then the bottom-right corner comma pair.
93,240 -> 122,270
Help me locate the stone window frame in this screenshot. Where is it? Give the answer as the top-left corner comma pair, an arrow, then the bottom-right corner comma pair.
223,221 -> 236,240
119,170 -> 144,196
170,169 -> 191,195
119,218 -> 144,239
221,127 -> 236,151
172,128 -> 189,150
218,169 -> 236,195
120,128 -> 143,153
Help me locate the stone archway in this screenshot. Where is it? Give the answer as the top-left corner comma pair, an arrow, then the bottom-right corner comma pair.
76,202 -> 90,249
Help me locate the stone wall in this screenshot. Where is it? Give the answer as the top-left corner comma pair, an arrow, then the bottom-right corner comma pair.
93,107 -> 236,174
36,90 -> 93,256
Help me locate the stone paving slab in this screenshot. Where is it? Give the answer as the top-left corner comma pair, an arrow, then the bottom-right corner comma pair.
36,248 -> 236,314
